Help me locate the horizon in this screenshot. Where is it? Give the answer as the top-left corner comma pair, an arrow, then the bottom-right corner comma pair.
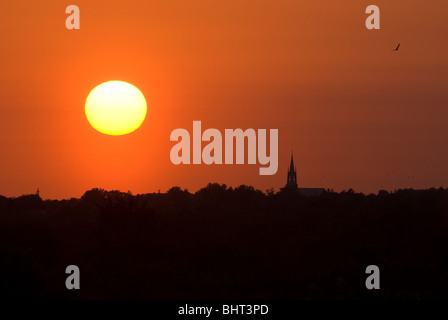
3,183 -> 447,201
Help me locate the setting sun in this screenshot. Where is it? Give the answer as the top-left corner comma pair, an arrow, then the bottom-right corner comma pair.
85,81 -> 147,135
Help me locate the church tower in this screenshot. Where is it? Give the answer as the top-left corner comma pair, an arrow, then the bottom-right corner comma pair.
286,153 -> 298,189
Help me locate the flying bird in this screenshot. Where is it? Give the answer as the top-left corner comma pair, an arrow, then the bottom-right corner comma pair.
393,43 -> 400,51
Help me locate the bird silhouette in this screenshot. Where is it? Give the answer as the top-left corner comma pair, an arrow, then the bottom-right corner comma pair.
393,43 -> 400,51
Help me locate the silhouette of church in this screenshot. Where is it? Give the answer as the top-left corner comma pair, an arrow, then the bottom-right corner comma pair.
282,152 -> 325,196
285,153 -> 298,189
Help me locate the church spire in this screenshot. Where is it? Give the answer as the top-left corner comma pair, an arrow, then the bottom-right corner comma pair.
290,152 -> 295,173
285,152 -> 298,189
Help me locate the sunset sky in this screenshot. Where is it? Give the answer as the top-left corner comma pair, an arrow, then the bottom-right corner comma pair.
1,1 -> 447,199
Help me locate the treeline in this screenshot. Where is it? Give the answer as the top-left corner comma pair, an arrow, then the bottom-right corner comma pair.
0,184 -> 448,299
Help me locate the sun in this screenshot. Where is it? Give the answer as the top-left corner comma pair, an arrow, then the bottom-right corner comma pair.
85,81 -> 147,135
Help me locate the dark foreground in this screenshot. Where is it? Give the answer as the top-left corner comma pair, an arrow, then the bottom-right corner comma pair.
1,184 -> 447,299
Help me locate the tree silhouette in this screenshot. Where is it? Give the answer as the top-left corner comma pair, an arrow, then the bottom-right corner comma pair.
0,186 -> 447,299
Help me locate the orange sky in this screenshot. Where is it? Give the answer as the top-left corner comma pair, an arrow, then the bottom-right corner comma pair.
1,1 -> 447,199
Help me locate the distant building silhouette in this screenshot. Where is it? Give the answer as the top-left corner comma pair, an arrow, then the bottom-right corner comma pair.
285,153 -> 298,189
282,152 -> 325,196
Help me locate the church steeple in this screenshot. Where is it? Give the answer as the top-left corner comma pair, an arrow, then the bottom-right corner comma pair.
289,153 -> 295,173
286,152 -> 298,189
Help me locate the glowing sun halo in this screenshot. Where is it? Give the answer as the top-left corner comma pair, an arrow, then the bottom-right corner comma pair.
85,81 -> 147,135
